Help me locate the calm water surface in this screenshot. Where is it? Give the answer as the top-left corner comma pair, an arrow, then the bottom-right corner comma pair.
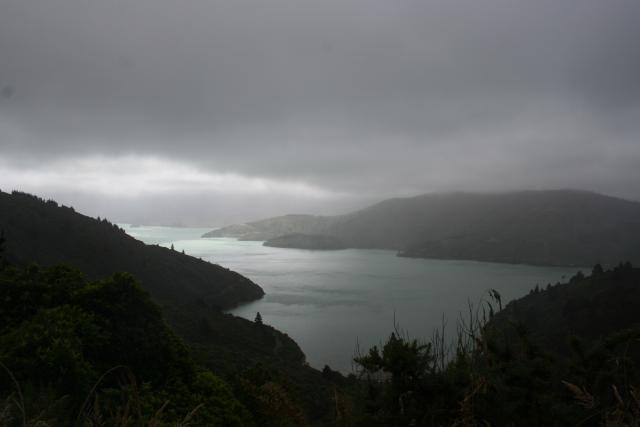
123,224 -> 582,372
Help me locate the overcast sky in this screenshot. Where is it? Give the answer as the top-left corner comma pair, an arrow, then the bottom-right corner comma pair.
1,0 -> 639,225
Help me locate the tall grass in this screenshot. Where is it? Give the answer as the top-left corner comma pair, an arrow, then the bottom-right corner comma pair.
0,364 -> 204,427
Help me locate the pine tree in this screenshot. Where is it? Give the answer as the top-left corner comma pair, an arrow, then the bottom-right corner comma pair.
254,312 -> 263,324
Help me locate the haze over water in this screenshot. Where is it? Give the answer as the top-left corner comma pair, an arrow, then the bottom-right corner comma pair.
124,224 -> 582,372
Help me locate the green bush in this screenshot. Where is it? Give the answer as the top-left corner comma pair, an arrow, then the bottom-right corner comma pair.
0,262 -> 254,426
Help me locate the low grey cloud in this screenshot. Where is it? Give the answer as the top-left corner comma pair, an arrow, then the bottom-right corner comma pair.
1,0 -> 639,224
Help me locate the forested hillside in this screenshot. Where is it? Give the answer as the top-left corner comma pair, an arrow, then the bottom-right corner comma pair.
499,262 -> 640,355
0,191 -> 263,309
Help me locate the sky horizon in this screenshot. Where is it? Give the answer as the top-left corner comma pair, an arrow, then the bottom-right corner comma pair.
1,0 -> 639,225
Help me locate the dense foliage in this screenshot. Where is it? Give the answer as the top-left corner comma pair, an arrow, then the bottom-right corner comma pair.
0,257 -> 254,426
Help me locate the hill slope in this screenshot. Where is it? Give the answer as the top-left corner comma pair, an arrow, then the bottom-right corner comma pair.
498,262 -> 640,355
204,190 -> 640,266
0,191 -> 263,309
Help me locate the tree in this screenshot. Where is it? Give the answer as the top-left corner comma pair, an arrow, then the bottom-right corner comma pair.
592,264 -> 604,276
170,243 -> 175,251
354,331 -> 436,425
254,312 -> 263,324
0,230 -> 5,269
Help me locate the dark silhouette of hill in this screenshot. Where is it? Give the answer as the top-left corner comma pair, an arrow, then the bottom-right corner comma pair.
498,262 -> 640,356
0,190 -> 343,423
204,190 -> 640,266
0,190 -> 263,309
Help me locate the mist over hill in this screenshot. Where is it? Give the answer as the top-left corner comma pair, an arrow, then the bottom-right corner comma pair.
203,214 -> 334,241
204,190 -> 640,267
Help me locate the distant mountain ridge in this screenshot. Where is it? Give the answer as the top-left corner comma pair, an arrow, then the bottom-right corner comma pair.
203,190 -> 640,266
203,214 -> 334,241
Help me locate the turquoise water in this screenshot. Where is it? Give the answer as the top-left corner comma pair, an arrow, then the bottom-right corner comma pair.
122,224 -> 582,372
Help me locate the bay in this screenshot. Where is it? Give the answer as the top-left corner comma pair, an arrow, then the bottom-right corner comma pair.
122,224 -> 582,372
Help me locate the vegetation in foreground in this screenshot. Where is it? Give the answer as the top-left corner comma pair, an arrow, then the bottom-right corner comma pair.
0,258 -> 253,425
351,263 -> 640,426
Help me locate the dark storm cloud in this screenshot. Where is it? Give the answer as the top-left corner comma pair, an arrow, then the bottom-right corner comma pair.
1,0 -> 640,223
